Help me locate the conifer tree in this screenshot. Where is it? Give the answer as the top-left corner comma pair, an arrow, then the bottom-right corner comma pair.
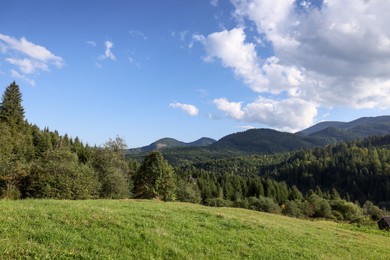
0,81 -> 25,128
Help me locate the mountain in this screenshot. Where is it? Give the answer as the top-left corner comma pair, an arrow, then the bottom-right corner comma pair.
211,128 -> 316,154
301,116 -> 390,144
197,115 -> 390,156
297,121 -> 346,136
128,116 -> 390,160
127,137 -> 216,154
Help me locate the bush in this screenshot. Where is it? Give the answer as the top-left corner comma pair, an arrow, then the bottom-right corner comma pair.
283,201 -> 303,218
176,178 -> 202,204
362,201 -> 383,221
233,199 -> 249,209
0,184 -> 21,199
26,150 -> 100,199
248,196 -> 281,214
331,200 -> 363,223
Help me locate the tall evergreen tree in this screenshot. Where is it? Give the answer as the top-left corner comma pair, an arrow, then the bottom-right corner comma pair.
0,81 -> 25,128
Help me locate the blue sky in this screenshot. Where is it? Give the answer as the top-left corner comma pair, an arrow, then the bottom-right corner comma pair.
1,0 -> 390,147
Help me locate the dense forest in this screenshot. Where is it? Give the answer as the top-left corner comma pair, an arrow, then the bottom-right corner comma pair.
0,82 -> 388,224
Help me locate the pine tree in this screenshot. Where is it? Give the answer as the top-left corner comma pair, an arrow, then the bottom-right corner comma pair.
0,81 -> 25,129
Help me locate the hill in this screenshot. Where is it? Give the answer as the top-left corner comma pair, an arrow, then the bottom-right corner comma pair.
301,116 -> 390,142
297,121 -> 346,136
127,137 -> 216,154
211,128 -> 316,154
1,199 -> 390,259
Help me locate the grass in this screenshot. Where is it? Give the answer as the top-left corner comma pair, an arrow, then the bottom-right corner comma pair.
0,199 -> 389,259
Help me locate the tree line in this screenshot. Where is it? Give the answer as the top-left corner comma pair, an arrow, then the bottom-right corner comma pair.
0,82 -> 175,201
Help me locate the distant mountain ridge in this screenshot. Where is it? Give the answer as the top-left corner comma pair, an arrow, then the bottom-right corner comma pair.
128,116 -> 390,157
127,137 -> 216,154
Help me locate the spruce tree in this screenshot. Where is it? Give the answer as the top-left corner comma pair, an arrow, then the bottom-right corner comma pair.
0,81 -> 25,128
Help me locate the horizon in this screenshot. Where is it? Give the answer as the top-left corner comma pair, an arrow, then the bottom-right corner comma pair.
2,0 -> 390,147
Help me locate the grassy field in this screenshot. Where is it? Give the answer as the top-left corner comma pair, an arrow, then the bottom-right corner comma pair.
0,200 -> 389,259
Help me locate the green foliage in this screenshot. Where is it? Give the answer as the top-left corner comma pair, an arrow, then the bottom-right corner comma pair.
330,200 -> 363,222
362,201 -> 383,221
176,177 -> 202,204
0,81 -> 25,129
25,149 -> 100,199
205,198 -> 233,207
134,151 -> 176,201
289,185 -> 304,201
307,194 -> 334,219
92,148 -> 130,199
248,196 -> 281,214
283,200 -> 303,218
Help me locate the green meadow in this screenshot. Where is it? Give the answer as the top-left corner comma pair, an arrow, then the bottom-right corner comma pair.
0,199 -> 389,259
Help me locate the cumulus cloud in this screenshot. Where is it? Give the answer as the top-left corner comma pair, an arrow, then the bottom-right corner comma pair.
214,97 -> 317,131
0,34 -> 63,77
230,0 -> 390,108
99,40 -> 116,61
213,98 -> 245,119
199,28 -> 304,94
199,0 -> 390,130
169,102 -> 199,116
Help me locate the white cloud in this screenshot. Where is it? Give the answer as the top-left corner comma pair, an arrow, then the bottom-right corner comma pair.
213,98 -> 245,119
6,58 -> 48,74
214,96 -> 317,131
99,40 -> 116,61
190,34 -> 206,48
199,0 -> 390,130
0,34 -> 63,80
229,0 -> 390,109
210,0 -> 219,7
198,28 -> 305,94
0,34 -> 63,68
202,28 -> 269,92
86,41 -> 96,47
11,69 -> 35,86
169,102 -> 199,116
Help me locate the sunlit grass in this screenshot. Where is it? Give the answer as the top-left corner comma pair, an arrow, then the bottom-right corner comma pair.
0,199 -> 389,259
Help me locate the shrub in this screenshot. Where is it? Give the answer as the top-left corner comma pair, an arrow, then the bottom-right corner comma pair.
248,196 -> 281,214
283,201 -> 303,218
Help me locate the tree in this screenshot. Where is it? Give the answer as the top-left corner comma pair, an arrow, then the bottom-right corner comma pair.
92,137 -> 132,199
0,81 -> 25,129
92,149 -> 130,199
133,151 -> 176,201
25,149 -> 100,199
176,176 -> 201,203
289,185 -> 304,201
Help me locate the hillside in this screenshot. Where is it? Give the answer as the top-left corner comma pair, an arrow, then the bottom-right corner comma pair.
127,137 -> 216,154
1,200 -> 390,259
211,128 -> 315,153
301,116 -> 390,142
